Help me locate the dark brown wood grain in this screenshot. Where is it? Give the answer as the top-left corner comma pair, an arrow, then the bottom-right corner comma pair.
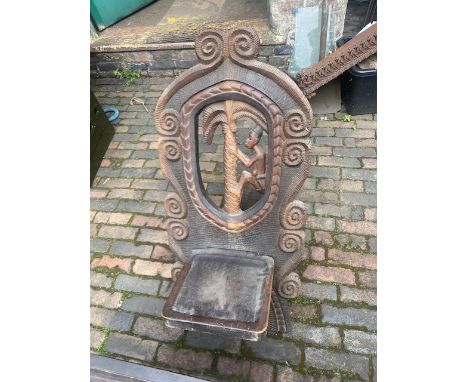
297,23 -> 377,97
156,28 -> 313,336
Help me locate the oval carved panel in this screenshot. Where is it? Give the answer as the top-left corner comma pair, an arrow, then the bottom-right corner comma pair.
180,80 -> 284,233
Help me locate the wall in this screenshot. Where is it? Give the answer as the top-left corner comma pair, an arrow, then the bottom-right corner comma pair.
90,1 -> 349,78
90,44 -> 291,76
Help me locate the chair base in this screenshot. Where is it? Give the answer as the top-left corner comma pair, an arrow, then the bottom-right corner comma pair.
162,249 -> 274,341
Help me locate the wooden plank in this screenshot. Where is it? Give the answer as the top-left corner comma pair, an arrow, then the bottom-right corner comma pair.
91,354 -> 209,382
296,23 -> 377,97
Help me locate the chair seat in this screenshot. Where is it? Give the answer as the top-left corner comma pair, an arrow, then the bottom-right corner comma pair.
162,249 -> 274,341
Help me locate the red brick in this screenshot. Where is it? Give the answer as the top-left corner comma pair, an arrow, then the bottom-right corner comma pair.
132,179 -> 167,190
362,158 -> 377,168
106,149 -> 132,159
108,213 -> 132,225
100,159 -> 112,168
310,246 -> 325,261
91,189 -> 108,199
94,212 -> 111,224
157,344 -> 212,371
133,260 -> 173,278
358,270 -> 377,288
217,357 -> 273,382
307,216 -> 335,231
119,142 -> 147,150
90,289 -> 123,308
328,249 -> 376,270
364,208 -> 377,221
131,215 -> 148,226
115,126 -> 129,133
314,231 -> 334,246
91,255 -> 132,273
311,146 -> 332,156
90,224 -> 98,237
131,215 -> 164,228
99,178 -> 132,188
122,159 -> 145,168
98,225 -> 137,240
152,245 -> 174,261
356,138 -> 377,147
340,286 -> 377,306
303,265 -> 355,285
143,190 -> 170,201
338,220 -> 377,235
277,366 -> 340,382
94,212 -> 132,225
107,189 -> 143,200
137,228 -> 167,244
145,217 -> 164,228
144,159 -> 160,168
316,179 -> 335,190
338,180 -> 364,192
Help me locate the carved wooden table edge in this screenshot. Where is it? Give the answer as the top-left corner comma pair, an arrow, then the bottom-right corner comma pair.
296,22 -> 377,98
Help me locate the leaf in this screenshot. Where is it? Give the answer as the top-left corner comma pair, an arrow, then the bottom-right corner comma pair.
342,114 -> 352,122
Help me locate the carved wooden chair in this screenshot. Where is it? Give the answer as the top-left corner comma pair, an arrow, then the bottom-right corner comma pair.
156,28 -> 313,340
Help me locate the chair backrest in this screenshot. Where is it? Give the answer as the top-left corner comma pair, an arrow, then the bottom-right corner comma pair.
156,28 -> 313,331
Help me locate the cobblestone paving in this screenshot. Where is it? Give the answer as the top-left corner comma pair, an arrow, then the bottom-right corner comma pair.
90,71 -> 377,382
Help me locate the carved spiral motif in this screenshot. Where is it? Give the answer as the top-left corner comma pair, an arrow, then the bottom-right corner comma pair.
278,272 -> 301,299
158,109 -> 180,136
195,30 -> 225,65
228,28 -> 260,61
282,200 -> 307,230
171,261 -> 184,280
164,193 -> 187,219
161,139 -> 181,161
167,219 -> 188,241
284,110 -> 310,138
279,229 -> 304,253
283,141 -> 308,167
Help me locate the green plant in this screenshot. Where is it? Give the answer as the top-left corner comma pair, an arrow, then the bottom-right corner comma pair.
291,296 -> 315,305
113,67 -> 141,86
342,114 -> 352,122
96,327 -> 111,354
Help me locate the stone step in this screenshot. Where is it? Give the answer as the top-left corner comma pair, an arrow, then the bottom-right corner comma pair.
91,354 -> 209,382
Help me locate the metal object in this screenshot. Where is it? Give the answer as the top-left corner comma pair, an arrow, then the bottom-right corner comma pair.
90,0 -> 156,31
130,97 -> 150,113
297,22 -> 377,97
156,28 -> 313,339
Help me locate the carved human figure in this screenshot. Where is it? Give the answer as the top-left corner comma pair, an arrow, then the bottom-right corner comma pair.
233,126 -> 266,197
202,101 -> 267,214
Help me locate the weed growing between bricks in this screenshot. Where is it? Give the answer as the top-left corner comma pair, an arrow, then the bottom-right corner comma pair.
90,71 -> 377,382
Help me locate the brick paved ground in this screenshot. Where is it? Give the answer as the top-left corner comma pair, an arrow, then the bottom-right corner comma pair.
90,71 -> 377,382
